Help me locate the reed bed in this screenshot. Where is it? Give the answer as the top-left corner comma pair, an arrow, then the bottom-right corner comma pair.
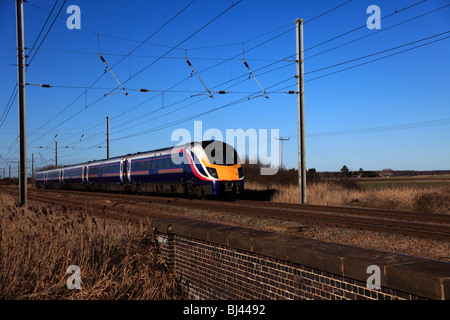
0,193 -> 182,300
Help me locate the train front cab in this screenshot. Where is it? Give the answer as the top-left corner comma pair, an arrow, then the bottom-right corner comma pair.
187,141 -> 244,197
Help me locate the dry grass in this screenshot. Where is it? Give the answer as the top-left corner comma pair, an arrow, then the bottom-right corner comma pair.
0,193 -> 182,300
245,180 -> 450,214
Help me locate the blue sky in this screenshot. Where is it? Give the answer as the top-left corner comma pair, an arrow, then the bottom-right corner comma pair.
0,0 -> 449,176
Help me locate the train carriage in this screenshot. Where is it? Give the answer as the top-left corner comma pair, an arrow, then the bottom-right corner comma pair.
35,171 -> 46,187
127,147 -> 186,194
46,169 -> 61,185
61,165 -> 84,187
35,140 -> 244,198
85,157 -> 122,191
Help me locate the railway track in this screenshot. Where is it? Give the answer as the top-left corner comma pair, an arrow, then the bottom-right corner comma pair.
1,187 -> 177,223
1,186 -> 450,241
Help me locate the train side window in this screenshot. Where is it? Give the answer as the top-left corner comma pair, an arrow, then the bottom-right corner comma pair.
151,159 -> 156,170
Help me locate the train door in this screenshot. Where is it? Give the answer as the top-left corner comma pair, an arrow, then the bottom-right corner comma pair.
82,165 -> 88,184
127,157 -> 132,183
121,157 -> 131,183
120,159 -> 125,183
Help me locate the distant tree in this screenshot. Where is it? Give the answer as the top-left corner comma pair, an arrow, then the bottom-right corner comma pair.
307,168 -> 320,183
340,165 -> 351,177
362,170 -> 379,178
380,168 -> 394,177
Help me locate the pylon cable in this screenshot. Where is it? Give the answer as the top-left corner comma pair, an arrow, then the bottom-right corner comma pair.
185,50 -> 214,98
98,51 -> 129,96
242,43 -> 269,99
27,0 -> 201,145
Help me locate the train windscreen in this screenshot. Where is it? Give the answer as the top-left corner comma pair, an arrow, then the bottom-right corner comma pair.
202,141 -> 240,166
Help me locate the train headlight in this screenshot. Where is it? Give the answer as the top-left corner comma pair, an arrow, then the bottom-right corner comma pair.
207,167 -> 218,178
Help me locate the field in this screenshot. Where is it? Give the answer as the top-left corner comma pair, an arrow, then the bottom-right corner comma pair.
356,175 -> 450,189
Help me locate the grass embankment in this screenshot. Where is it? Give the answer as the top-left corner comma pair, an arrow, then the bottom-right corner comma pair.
0,193 -> 182,300
246,181 -> 450,213
242,165 -> 450,214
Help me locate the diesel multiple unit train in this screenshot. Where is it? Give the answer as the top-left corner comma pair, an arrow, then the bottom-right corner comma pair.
35,140 -> 244,197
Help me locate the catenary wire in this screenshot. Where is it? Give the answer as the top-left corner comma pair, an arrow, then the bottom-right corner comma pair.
27,0 -> 353,149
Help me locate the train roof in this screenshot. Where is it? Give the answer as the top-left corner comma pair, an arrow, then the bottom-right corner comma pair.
36,140 -> 234,173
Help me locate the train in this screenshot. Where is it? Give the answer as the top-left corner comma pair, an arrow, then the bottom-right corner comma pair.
35,140 -> 244,198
